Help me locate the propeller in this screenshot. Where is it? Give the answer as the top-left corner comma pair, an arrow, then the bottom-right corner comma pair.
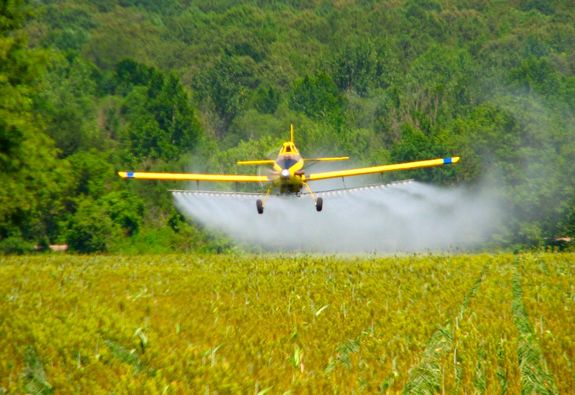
256,149 -> 277,187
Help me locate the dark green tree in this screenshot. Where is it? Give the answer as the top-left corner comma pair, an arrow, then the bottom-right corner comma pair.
114,60 -> 202,162
0,0 -> 71,247
289,73 -> 345,125
67,198 -> 117,253
252,84 -> 280,114
329,40 -> 379,97
34,55 -> 102,157
510,57 -> 560,97
67,150 -> 114,197
102,191 -> 144,236
193,55 -> 257,136
390,124 -> 454,183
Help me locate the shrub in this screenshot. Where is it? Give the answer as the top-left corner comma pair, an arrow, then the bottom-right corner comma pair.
67,199 -> 117,253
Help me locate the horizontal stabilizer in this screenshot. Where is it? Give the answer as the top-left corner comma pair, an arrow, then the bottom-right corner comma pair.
236,160 -> 276,166
304,156 -> 349,162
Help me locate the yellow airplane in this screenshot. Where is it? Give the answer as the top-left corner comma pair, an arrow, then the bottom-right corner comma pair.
118,125 -> 460,214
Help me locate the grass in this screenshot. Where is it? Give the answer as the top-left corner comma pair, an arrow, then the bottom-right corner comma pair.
403,263 -> 488,394
0,253 -> 573,393
512,257 -> 558,394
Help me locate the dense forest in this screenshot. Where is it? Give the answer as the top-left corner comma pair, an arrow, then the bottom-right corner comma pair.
1,0 -> 574,253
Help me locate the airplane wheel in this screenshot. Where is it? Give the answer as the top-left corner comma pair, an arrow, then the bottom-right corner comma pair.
256,199 -> 264,214
316,197 -> 323,212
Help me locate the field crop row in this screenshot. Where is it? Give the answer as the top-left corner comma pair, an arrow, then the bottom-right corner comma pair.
0,254 -> 573,393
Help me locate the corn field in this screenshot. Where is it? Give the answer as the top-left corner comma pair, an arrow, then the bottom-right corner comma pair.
0,254 -> 573,393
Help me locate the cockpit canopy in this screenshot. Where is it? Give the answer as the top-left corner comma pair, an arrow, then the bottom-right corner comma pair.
280,142 -> 299,155
277,141 -> 301,169
277,157 -> 299,169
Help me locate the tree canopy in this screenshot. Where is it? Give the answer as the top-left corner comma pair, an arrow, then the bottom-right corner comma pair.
1,0 -> 574,252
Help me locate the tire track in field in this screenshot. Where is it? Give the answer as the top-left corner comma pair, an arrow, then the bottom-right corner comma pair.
512,256 -> 558,394
402,263 -> 489,394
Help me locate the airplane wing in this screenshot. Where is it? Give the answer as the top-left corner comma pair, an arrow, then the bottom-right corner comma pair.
118,171 -> 270,183
304,157 -> 460,181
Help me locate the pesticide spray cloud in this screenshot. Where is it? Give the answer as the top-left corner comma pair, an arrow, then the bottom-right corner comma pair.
173,181 -> 503,253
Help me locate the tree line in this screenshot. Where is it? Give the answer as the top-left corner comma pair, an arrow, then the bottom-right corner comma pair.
1,0 -> 574,253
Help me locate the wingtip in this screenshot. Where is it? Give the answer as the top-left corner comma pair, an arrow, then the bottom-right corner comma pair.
442,157 -> 461,165
118,171 -> 135,178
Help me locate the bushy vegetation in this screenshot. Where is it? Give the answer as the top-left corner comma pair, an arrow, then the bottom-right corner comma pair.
1,0 -> 575,252
0,253 -> 572,392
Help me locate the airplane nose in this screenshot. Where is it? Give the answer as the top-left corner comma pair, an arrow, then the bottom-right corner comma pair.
281,169 -> 290,178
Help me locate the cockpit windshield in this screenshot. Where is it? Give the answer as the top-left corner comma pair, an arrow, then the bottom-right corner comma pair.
277,158 -> 298,169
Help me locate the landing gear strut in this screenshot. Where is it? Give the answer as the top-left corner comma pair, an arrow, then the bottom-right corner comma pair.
302,182 -> 323,213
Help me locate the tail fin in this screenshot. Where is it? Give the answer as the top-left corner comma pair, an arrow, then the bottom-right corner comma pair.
290,124 -> 294,143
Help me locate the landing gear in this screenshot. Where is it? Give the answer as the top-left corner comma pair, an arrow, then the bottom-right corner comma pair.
255,186 -> 323,214
256,187 -> 273,214
302,182 -> 323,213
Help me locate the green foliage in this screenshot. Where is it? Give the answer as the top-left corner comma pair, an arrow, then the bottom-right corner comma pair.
115,59 -> 202,162
23,346 -> 53,394
41,5 -> 95,52
33,54 -> 102,157
391,125 -> 442,162
1,0 -> 574,251
67,198 -> 118,253
252,84 -> 280,114
0,0 -> 28,33
67,150 -> 114,198
328,39 -> 381,97
102,191 -> 144,236
289,73 -> 345,125
81,6 -> 163,69
194,55 -> 257,136
510,57 -> 560,97
0,236 -> 35,255
390,124 -> 455,183
0,13 -> 71,244
398,45 -> 476,132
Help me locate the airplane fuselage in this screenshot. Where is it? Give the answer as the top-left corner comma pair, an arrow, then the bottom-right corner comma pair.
271,141 -> 305,194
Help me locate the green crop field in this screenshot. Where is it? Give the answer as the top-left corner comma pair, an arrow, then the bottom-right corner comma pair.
1,254 -> 573,393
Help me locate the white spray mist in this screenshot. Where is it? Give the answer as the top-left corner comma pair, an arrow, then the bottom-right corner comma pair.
173,181 -> 503,253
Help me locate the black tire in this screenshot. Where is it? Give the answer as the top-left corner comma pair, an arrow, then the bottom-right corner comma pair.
256,199 -> 264,214
316,197 -> 323,212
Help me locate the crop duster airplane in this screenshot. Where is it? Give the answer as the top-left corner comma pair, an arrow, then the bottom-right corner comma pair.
118,125 -> 460,214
